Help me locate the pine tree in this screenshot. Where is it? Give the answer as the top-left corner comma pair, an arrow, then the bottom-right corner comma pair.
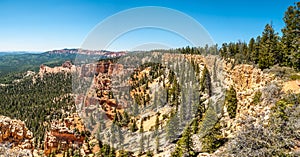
242,41 -> 250,62
166,111 -> 179,142
130,119 -> 138,132
172,126 -> 195,156
155,135 -> 160,154
258,24 -> 280,69
248,38 -> 257,62
179,126 -> 195,156
139,120 -> 145,154
199,65 -> 211,96
191,118 -> 199,134
248,38 -> 256,63
202,121 -> 227,153
253,36 -> 261,64
220,43 -> 228,59
116,124 -> 124,149
225,86 -> 238,119
281,2 -> 300,70
200,66 -> 208,93
109,146 -> 116,157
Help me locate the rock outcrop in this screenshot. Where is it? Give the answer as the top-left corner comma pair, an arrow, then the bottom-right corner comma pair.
44,113 -> 86,156
0,116 -> 34,156
76,60 -> 125,123
220,63 -> 277,137
39,61 -> 76,76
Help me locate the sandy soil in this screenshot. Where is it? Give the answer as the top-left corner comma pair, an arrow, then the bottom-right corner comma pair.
282,80 -> 300,94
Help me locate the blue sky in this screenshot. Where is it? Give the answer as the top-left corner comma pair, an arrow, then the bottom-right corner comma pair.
0,0 -> 296,51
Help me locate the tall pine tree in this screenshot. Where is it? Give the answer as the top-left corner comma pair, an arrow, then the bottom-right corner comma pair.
281,2 -> 300,70
258,24 -> 280,69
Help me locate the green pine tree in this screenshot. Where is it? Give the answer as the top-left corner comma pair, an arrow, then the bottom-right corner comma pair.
166,111 -> 179,142
225,86 -> 238,119
258,24 -> 280,69
130,119 -> 138,132
139,120 -> 145,154
281,2 -> 300,70
172,126 -> 195,156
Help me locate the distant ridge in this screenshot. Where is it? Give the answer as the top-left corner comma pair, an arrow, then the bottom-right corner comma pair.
0,51 -> 42,56
45,48 -> 79,54
45,48 -> 127,57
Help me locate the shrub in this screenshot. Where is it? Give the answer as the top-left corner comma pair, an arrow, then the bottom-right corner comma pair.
252,91 -> 262,105
290,74 -> 300,80
226,94 -> 300,156
264,65 -> 294,78
262,83 -> 282,105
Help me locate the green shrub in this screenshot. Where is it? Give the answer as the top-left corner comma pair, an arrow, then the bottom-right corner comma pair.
227,94 -> 300,156
290,74 -> 300,80
264,65 -> 295,78
252,91 -> 262,105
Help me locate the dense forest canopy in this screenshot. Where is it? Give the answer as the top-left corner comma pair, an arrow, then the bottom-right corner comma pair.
0,73 -> 75,148
0,53 -> 76,84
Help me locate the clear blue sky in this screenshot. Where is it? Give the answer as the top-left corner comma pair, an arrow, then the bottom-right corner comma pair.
0,0 -> 297,51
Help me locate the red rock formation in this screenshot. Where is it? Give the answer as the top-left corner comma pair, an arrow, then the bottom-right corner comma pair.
38,62 -> 75,76
44,114 -> 86,156
0,116 -> 34,151
62,61 -> 73,69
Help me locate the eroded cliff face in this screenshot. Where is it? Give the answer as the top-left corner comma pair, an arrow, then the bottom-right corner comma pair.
44,113 -> 86,156
170,55 -> 290,156
42,114 -> 102,156
78,61 -> 125,122
220,64 -> 276,137
0,116 -> 34,156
